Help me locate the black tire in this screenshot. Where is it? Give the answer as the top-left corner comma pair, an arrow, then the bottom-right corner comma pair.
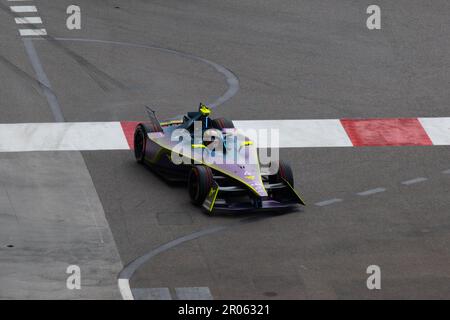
269,160 -> 294,187
212,118 -> 234,130
188,165 -> 214,205
134,122 -> 162,164
134,124 -> 147,163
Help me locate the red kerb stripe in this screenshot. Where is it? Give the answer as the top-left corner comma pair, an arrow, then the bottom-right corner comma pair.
120,121 -> 140,149
340,118 -> 433,146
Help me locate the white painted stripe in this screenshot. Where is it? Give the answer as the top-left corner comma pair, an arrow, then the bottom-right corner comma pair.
1,118 -> 450,153
19,29 -> 47,36
175,287 -> 213,300
234,120 -> 353,148
10,5 -> 37,12
0,122 -> 129,152
15,17 -> 42,24
118,279 -> 134,300
443,169 -> 450,174
401,177 -> 428,185
315,198 -> 343,207
418,117 -> 450,145
357,188 -> 386,196
132,288 -> 172,300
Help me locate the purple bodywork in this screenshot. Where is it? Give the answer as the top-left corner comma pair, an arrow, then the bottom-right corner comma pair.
140,118 -> 305,213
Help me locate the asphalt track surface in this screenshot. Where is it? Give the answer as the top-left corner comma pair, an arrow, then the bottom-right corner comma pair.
1,0 -> 450,299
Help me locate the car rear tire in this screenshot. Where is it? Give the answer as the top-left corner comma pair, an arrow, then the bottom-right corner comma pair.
134,122 -> 162,164
212,118 -> 234,130
134,124 -> 147,163
269,160 -> 294,187
188,165 -> 214,205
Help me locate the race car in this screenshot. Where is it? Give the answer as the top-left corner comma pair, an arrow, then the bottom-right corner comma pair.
133,104 -> 305,213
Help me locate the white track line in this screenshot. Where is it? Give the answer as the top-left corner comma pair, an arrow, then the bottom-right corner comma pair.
10,5 -> 37,12
401,177 -> 428,185
0,123 -> 129,152
419,118 -> 450,145
315,198 -> 343,207
234,119 -> 353,148
443,169 -> 450,174
15,17 -> 43,24
118,279 -> 134,300
19,29 -> 47,36
357,188 -> 386,196
1,118 -> 450,152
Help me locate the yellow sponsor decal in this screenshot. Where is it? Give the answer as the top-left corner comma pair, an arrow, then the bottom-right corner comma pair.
160,120 -> 183,126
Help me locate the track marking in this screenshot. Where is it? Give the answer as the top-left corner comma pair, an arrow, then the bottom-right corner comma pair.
117,216 -> 273,300
17,29 -> 123,299
8,3 -> 47,37
401,177 -> 428,185
314,198 -> 343,207
23,39 -> 64,121
115,116 -> 450,149
175,287 -> 213,300
1,117 -> 450,152
341,118 -> 433,146
31,37 -> 240,109
234,119 -> 353,148
0,123 -> 129,152
443,169 -> 450,174
120,121 -> 139,149
132,288 -> 172,300
418,118 -> 450,145
10,5 -> 37,12
19,29 -> 47,36
356,188 -> 386,196
15,17 -> 42,24
118,279 -> 134,300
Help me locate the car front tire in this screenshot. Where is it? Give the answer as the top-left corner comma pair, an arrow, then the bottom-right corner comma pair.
269,160 -> 294,187
188,165 -> 214,205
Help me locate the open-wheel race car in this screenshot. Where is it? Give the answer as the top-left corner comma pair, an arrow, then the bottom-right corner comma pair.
133,104 -> 305,213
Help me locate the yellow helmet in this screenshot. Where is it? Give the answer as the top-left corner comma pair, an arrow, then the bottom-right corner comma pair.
199,103 -> 211,116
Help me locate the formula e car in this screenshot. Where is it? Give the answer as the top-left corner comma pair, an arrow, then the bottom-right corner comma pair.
133,104 -> 305,213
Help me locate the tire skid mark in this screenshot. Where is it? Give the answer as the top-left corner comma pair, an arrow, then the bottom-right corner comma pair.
43,37 -> 128,92
0,53 -> 52,95
32,37 -> 240,108
1,1 -> 125,91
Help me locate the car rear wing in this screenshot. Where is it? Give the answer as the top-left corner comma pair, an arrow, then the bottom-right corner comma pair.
145,106 -> 163,132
